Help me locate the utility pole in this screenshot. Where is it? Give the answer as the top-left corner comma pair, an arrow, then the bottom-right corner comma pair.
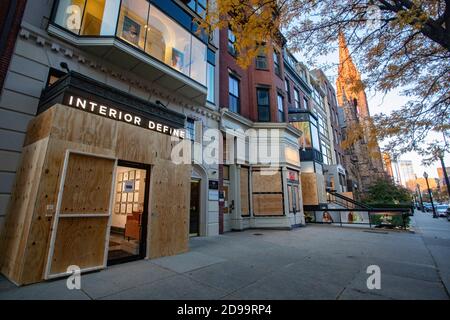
437,150 -> 450,200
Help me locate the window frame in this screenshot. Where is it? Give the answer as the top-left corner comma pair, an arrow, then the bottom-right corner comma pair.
277,93 -> 285,122
256,88 -> 271,122
228,74 -> 240,113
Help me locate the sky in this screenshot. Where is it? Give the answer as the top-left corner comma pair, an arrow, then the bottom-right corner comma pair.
297,48 -> 449,180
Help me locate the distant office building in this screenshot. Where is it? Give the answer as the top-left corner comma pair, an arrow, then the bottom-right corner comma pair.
397,160 -> 416,189
437,167 -> 450,185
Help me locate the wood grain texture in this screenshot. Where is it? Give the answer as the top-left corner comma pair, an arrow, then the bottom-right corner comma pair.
240,167 -> 249,216
253,194 -> 284,216
60,154 -> 114,215
50,217 -> 109,275
251,169 -> 282,193
301,173 -> 319,205
0,138 -> 49,284
149,159 -> 191,259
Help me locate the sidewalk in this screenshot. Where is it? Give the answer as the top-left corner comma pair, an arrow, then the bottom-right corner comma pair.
0,211 -> 449,300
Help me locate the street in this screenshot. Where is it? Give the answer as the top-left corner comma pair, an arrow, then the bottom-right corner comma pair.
0,210 -> 449,300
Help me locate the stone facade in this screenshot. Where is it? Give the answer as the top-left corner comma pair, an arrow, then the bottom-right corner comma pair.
336,34 -> 385,195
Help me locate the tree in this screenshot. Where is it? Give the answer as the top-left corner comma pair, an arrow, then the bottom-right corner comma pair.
202,0 -> 450,155
362,178 -> 412,205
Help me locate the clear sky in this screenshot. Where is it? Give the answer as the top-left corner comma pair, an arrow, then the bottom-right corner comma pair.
297,48 -> 449,179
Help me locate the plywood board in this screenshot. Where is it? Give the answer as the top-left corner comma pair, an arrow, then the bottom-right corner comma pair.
149,159 -> 191,259
301,173 -> 319,205
252,169 -> 282,193
0,138 -> 49,283
50,217 -> 109,275
253,194 -> 284,216
240,167 -> 250,216
60,154 -> 115,215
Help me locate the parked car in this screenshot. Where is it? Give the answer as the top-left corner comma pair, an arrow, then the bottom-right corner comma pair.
446,208 -> 450,221
436,205 -> 449,217
423,203 -> 433,212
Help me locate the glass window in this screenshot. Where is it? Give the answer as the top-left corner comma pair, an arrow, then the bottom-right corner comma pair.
54,0 -> 87,34
207,63 -> 215,103
186,118 -> 195,141
303,97 -> 309,110
285,79 -> 291,103
227,29 -> 236,55
186,0 -> 207,18
273,50 -> 281,76
257,88 -> 270,122
80,0 -> 120,36
145,5 -> 191,77
117,0 -> 149,50
291,122 -> 312,149
311,123 -> 320,151
229,75 -> 240,113
190,35 -> 207,85
277,94 -> 284,122
294,89 -> 301,109
256,47 -> 268,69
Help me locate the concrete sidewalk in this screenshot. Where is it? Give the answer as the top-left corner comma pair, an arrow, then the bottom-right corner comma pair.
0,210 -> 449,300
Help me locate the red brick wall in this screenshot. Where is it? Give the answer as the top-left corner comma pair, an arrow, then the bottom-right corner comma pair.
0,0 -> 27,91
218,28 -> 288,123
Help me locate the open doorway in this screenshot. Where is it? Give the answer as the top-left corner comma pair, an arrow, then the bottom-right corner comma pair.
190,179 -> 201,237
108,161 -> 150,265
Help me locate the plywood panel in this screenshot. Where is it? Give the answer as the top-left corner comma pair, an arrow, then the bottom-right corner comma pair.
50,217 -> 109,274
51,105 -> 117,151
149,160 -> 191,259
23,108 -> 55,146
60,154 -> 114,215
0,138 -> 49,283
19,139 -> 115,284
240,167 -> 249,216
252,169 -> 282,193
253,194 -> 284,216
301,173 -> 319,206
115,121 -> 172,164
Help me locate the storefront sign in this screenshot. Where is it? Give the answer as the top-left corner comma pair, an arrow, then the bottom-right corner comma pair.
65,95 -> 185,139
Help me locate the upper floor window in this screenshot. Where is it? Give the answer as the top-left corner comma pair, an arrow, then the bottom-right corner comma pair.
294,89 -> 301,109
277,94 -> 285,122
229,75 -> 240,113
52,0 -> 207,86
285,79 -> 291,104
227,29 -> 237,56
303,97 -> 309,110
186,118 -> 196,141
207,63 -> 215,104
257,88 -> 270,122
186,0 -> 207,18
255,47 -> 268,69
273,50 -> 281,76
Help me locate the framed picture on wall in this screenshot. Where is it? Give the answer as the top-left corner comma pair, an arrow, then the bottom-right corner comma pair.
171,48 -> 184,71
121,16 -> 141,46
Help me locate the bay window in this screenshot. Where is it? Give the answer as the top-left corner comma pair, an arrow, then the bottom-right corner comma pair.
51,0 -> 207,86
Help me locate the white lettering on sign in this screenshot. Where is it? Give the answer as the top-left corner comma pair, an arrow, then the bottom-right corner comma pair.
66,95 -> 184,138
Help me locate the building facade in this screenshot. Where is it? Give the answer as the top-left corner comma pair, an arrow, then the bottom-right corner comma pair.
0,0 -> 222,285
218,29 -> 304,231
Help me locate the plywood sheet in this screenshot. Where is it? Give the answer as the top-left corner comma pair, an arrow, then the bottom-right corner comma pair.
60,154 -> 115,215
301,173 -> 319,205
50,217 -> 109,275
253,194 -> 284,216
149,159 -> 191,259
0,138 -> 49,283
252,169 -> 282,193
240,167 -> 250,216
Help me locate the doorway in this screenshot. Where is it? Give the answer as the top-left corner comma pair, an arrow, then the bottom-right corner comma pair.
190,179 -> 201,237
108,161 -> 150,265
